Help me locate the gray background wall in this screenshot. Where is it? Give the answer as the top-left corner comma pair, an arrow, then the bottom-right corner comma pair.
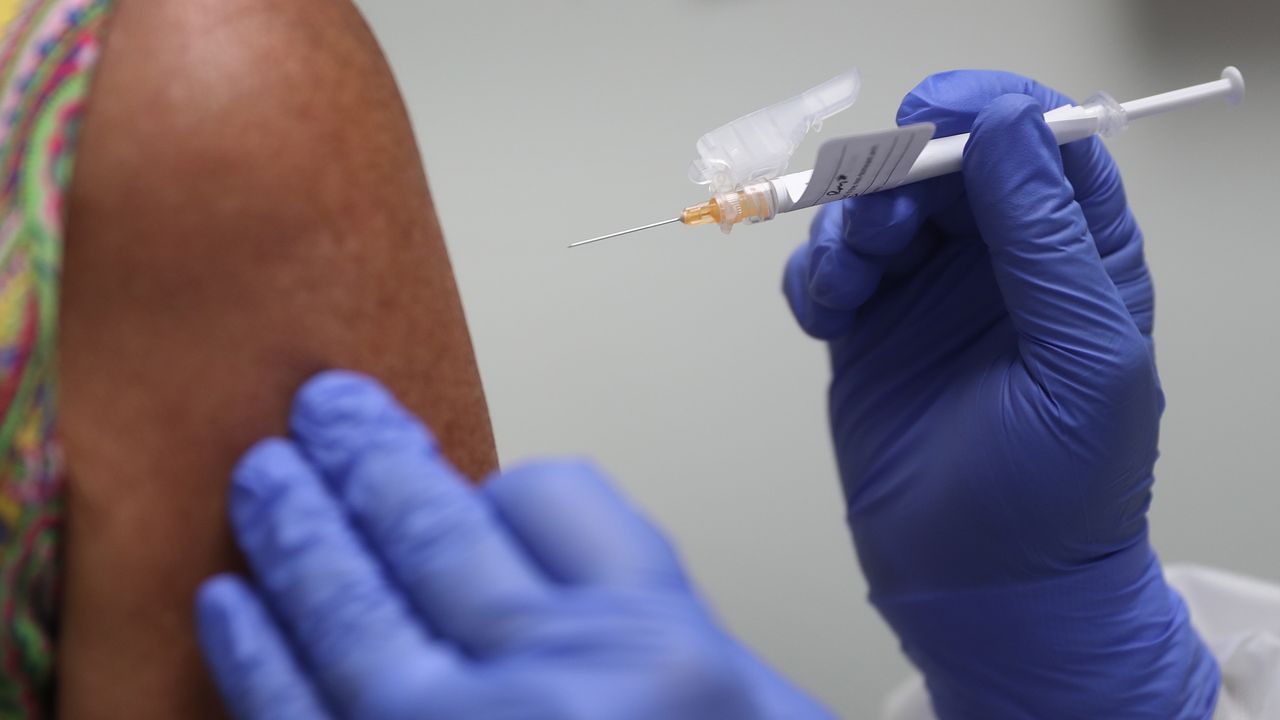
354,1 -> 1279,716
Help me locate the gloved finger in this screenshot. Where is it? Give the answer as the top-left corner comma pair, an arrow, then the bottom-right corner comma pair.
834,180 -> 955,257
784,205 -> 859,339
807,203 -> 886,310
290,371 -> 552,654
196,575 -> 334,720
898,70 -> 1132,249
784,175 -> 966,340
1064,138 -> 1153,336
962,94 -> 1148,395
231,439 -> 463,716
822,178 -> 965,289
898,70 -> 1073,137
484,459 -> 689,590
897,70 -> 1151,333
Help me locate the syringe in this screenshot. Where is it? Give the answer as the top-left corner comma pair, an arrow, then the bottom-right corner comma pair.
571,67 -> 1244,248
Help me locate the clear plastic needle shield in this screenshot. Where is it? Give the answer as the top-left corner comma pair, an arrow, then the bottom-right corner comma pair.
678,66 -> 934,234
688,68 -> 862,194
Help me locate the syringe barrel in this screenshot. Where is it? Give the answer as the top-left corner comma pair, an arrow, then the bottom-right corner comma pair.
777,104 -> 1106,200
898,104 -> 1107,185
899,134 -> 969,185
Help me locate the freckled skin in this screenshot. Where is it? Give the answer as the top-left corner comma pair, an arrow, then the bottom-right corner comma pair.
55,0 -> 496,716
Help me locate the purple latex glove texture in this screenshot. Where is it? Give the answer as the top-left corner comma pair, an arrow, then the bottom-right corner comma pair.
196,371 -> 830,720
784,70 -> 1218,718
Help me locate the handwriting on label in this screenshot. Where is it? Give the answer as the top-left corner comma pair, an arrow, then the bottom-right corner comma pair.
792,122 -> 935,211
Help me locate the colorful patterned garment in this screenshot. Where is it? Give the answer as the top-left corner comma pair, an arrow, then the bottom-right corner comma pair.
0,0 -> 112,715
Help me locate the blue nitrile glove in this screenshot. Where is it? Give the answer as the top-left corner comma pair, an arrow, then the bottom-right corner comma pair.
196,371 -> 830,720
783,71 -> 1219,718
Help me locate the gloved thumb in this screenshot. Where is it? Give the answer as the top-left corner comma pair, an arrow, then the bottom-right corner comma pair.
963,94 -> 1148,400
484,460 -> 690,591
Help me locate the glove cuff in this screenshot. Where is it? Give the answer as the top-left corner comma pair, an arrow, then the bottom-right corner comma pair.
872,542 -> 1220,719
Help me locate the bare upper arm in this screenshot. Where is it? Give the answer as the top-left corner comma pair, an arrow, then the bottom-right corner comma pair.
56,0 -> 495,716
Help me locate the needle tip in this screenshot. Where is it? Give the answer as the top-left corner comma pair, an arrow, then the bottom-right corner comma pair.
571,217 -> 681,249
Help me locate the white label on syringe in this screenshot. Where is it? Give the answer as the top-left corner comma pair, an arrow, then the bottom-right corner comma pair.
791,122 -> 936,210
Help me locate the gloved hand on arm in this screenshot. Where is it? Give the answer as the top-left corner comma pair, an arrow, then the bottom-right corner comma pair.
196,371 -> 830,720
784,71 -> 1219,718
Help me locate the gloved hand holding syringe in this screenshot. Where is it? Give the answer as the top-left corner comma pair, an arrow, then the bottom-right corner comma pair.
572,66 -> 1244,248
